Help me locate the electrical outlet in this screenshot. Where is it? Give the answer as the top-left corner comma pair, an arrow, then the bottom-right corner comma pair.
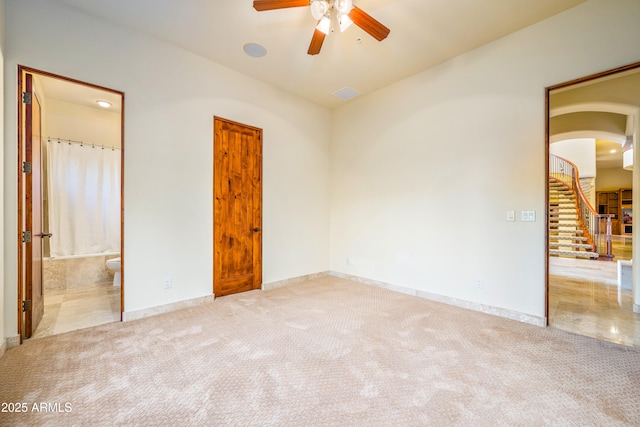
475,279 -> 483,289
521,210 -> 536,222
163,277 -> 172,289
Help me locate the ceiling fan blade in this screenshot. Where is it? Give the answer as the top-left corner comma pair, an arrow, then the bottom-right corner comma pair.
348,6 -> 390,41
307,28 -> 326,55
253,0 -> 310,12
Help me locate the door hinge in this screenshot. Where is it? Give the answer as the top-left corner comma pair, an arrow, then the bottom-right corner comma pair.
22,231 -> 31,243
22,161 -> 32,174
22,300 -> 31,312
22,91 -> 32,105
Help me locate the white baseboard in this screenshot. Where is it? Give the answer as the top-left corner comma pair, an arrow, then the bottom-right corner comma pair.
7,335 -> 20,349
1,335 -> 21,359
122,272 -> 332,322
262,271 -> 329,291
122,294 -> 216,322
634,303 -> 640,314
123,271 -> 546,327
329,271 -> 546,327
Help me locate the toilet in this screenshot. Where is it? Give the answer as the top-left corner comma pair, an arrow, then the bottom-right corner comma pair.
106,257 -> 121,287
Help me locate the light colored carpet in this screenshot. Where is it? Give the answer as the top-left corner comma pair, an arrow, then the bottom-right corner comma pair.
1,276 -> 639,426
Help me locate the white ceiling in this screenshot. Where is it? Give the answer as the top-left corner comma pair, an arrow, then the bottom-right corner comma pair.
57,0 -> 587,109
35,74 -> 123,113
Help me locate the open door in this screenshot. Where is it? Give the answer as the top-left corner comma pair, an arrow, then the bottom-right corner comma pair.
19,72 -> 45,338
213,117 -> 263,297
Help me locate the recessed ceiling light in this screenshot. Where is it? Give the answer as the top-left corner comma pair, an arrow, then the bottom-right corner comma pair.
244,43 -> 267,58
610,149 -> 617,153
96,100 -> 112,108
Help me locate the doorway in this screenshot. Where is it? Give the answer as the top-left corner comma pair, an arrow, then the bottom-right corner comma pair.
213,117 -> 263,297
546,62 -> 640,348
18,66 -> 125,341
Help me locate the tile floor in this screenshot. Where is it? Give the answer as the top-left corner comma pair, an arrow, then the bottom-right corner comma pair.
30,282 -> 121,340
548,236 -> 640,348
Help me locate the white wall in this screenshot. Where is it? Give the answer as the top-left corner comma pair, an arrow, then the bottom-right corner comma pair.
45,99 -> 121,149
330,0 -> 640,318
3,0 -> 331,337
550,138 -> 596,177
4,0 -> 640,341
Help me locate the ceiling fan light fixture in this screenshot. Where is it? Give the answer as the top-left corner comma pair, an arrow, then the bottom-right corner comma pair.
338,13 -> 352,32
335,0 -> 353,14
310,0 -> 329,20
253,0 -> 389,55
316,15 -> 331,35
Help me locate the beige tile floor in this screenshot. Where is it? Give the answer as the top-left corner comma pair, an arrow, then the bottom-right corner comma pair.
30,282 -> 121,340
548,236 -> 640,348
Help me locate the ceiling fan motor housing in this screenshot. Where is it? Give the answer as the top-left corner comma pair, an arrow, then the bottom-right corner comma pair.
253,0 -> 389,55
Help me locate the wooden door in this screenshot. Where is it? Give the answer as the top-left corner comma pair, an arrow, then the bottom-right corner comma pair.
213,117 -> 262,297
21,72 -> 45,338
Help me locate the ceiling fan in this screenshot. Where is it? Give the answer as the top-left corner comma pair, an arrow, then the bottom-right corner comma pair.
253,0 -> 390,55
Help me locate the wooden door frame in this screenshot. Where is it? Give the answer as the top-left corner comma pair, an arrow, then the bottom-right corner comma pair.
16,66 -> 126,341
544,60 -> 640,324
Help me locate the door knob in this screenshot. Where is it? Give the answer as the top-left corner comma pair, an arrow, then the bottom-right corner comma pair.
252,228 -> 261,232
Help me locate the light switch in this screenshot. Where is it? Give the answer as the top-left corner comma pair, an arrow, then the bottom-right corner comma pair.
506,210 -> 515,222
521,210 -> 536,222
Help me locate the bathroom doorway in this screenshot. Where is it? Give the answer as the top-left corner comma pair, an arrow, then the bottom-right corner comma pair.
18,66 -> 124,341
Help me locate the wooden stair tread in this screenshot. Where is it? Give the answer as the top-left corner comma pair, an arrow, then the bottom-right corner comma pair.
548,176 -> 598,259
549,249 -> 599,259
549,236 -> 589,242
549,243 -> 594,249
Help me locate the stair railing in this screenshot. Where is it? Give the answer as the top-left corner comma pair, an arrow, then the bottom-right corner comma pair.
549,154 -> 614,259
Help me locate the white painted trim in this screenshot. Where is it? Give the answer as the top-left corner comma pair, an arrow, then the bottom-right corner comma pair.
120,270 -> 549,326
6,336 -> 20,350
634,304 -> 640,314
329,271 -> 547,327
122,294 -> 215,322
262,271 -> 329,291
0,335 -> 21,358
123,271 -> 326,321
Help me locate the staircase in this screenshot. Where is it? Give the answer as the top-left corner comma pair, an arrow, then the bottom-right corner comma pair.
549,177 -> 599,259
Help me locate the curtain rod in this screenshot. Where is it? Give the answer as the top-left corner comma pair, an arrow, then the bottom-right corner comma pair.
46,136 -> 119,151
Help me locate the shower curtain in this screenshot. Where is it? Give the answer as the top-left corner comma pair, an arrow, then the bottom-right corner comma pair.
47,140 -> 121,257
